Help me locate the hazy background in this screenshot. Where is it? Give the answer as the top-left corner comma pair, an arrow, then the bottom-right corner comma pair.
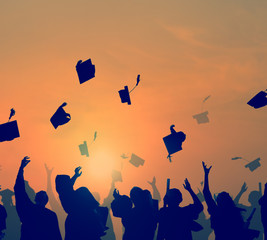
0,0 -> 267,238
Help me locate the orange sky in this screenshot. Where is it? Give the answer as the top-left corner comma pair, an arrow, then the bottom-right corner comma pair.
0,1 -> 267,237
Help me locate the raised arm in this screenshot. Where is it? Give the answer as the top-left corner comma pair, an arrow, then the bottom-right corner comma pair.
70,166 -> 82,187
103,180 -> 115,207
202,162 -> 216,213
234,182 -> 248,204
148,177 -> 162,203
183,178 -> 203,212
45,164 -> 63,213
14,156 -> 33,219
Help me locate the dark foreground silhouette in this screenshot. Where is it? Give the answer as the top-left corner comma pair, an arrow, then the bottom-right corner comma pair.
157,179 -> 203,240
14,157 -> 62,240
56,167 -> 107,240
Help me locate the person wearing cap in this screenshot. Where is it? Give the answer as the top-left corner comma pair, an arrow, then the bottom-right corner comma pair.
14,157 -> 62,240
157,179 -> 203,240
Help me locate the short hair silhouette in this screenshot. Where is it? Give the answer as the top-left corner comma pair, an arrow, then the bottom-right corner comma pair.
35,191 -> 48,207
164,188 -> 183,206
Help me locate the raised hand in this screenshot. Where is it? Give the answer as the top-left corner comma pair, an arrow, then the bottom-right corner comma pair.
113,189 -> 120,199
202,161 -> 212,175
241,182 -> 248,193
20,156 -> 30,169
44,163 -> 54,175
147,176 -> 156,186
74,166 -> 82,177
183,178 -> 192,191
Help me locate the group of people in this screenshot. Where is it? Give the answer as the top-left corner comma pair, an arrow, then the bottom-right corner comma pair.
0,157 -> 266,240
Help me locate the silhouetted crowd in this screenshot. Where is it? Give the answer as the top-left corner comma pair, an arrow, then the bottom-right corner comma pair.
0,157 -> 266,240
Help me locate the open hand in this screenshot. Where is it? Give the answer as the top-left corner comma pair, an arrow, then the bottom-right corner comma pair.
147,176 -> 156,186
113,189 -> 120,199
74,166 -> 82,177
20,156 -> 30,169
183,178 -> 192,191
241,182 -> 248,193
44,163 -> 54,175
202,161 -> 212,175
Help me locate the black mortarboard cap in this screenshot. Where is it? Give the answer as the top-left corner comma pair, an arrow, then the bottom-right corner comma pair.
112,170 -> 123,182
0,120 -> 20,142
50,102 -> 71,129
118,86 -> 131,105
76,59 -> 95,84
163,125 -> 186,160
247,91 -> 267,109
79,141 -> 89,157
129,153 -> 145,167
245,158 -> 261,172
193,111 -> 209,124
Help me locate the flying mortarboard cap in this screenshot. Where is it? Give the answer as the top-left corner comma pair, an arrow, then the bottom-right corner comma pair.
163,125 -> 186,162
193,111 -> 209,124
0,120 -> 20,142
129,153 -> 145,167
50,102 -> 71,129
112,170 -> 123,182
79,141 -> 89,157
247,90 -> 267,109
118,86 -> 131,105
76,59 -> 95,84
245,158 -> 261,172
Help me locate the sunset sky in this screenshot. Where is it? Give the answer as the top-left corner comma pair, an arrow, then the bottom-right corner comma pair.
0,0 -> 267,237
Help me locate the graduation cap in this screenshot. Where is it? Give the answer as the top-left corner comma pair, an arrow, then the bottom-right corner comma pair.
118,74 -> 141,105
79,141 -> 89,157
232,156 -> 262,172
119,86 -> 131,105
0,120 -> 20,143
193,111 -> 209,124
121,153 -> 129,159
50,102 -> 71,129
247,90 -> 267,109
129,153 -> 145,167
245,158 -> 261,172
76,59 -> 95,84
163,125 -> 186,162
112,170 -> 123,182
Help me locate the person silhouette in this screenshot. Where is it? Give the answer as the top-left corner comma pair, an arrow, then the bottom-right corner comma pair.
0,188 -> 21,240
157,178 -> 203,240
202,162 -> 259,240
259,183 -> 267,240
111,189 -> 133,240
14,156 -> 62,240
111,187 -> 158,240
44,164 -> 67,239
56,167 -> 107,240
234,182 -> 263,240
0,190 -> 7,240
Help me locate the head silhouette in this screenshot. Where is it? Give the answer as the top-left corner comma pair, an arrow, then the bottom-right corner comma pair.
143,189 -> 153,208
248,191 -> 261,205
216,192 -> 235,208
76,187 -> 99,211
164,188 -> 183,207
35,191 -> 48,207
55,175 -> 73,193
130,187 -> 143,207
